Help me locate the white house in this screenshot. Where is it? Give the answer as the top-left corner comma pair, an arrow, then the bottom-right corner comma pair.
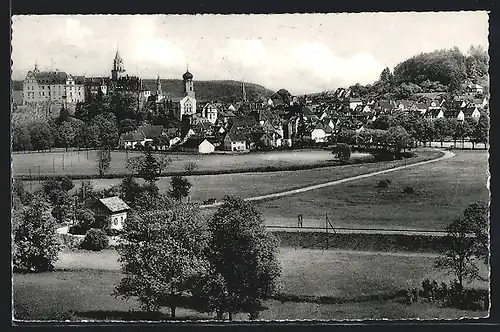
93,197 -> 131,231
444,109 -> 465,121
180,138 -> 215,154
362,105 -> 372,113
311,123 -> 332,143
425,109 -> 444,120
467,84 -> 484,95
349,98 -> 363,110
224,130 -> 247,151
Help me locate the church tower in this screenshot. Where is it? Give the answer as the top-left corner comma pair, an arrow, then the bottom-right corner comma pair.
155,75 -> 164,103
111,46 -> 126,81
183,66 -> 195,98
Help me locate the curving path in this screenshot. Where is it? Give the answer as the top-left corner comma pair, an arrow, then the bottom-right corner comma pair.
200,149 -> 455,209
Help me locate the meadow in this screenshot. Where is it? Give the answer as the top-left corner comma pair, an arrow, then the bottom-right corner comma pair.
12,248 -> 489,321
256,150 -> 489,231
34,149 -> 440,204
12,149 -> 346,177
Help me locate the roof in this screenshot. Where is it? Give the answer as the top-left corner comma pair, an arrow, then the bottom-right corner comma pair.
301,106 -> 314,116
472,98 -> 485,104
181,137 -> 212,149
444,109 -> 463,118
226,129 -> 247,142
350,97 -> 362,103
426,109 -> 443,117
139,125 -> 165,139
99,196 -> 130,213
182,70 -> 194,80
29,71 -> 69,85
230,116 -> 257,128
463,107 -> 479,116
121,131 -> 146,142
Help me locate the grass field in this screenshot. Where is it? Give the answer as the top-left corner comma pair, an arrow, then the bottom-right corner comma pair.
12,149 -> 349,177
256,150 -> 489,231
13,248 -> 488,321
32,149 -> 440,204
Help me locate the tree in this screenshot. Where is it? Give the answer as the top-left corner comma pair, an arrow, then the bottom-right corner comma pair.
28,121 -> 54,151
433,118 -> 452,148
464,117 -> 477,149
59,121 -> 77,151
120,175 -> 143,207
157,154 -> 172,174
472,112 -> 489,150
58,176 -> 75,191
169,176 -> 192,202
57,106 -> 70,125
415,119 -> 435,147
119,118 -> 138,134
51,189 -> 73,224
435,202 -> 489,289
76,208 -> 96,230
93,113 -> 119,150
114,204 -> 209,317
463,202 -> 489,263
198,196 -> 281,320
332,143 -> 351,164
13,195 -> 61,272
139,148 -> 160,185
12,124 -> 32,152
387,126 -> 411,154
97,149 -> 112,177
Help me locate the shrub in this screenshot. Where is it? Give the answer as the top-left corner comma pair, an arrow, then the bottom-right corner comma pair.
404,288 -> 420,304
377,179 -> 392,188
106,228 -> 122,237
403,186 -> 415,194
184,161 -> 199,173
80,228 -> 109,251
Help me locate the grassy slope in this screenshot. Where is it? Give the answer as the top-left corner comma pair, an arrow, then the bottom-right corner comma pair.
12,150 -> 345,177
64,150 -> 442,204
256,150 -> 489,230
13,248 -> 488,321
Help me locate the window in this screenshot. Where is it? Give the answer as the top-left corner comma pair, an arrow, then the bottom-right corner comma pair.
114,218 -> 118,226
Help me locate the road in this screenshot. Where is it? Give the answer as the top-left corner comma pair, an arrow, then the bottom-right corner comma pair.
200,149 -> 455,208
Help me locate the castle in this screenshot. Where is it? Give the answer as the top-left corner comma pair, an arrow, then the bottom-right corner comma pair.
22,62 -> 86,106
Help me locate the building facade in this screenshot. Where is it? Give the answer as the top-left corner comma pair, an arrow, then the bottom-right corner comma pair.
23,63 -> 85,105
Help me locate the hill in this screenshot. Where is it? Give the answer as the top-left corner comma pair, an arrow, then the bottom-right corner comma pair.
11,79 -> 275,104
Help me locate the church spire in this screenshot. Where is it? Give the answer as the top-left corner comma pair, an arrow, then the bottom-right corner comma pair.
156,74 -> 162,95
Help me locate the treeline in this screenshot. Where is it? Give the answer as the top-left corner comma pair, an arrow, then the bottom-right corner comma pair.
347,45 -> 489,100
336,111 -> 489,152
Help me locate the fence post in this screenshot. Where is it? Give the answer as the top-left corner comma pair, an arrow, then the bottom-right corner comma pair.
38,165 -> 41,183
53,158 -> 55,174
29,169 -> 32,191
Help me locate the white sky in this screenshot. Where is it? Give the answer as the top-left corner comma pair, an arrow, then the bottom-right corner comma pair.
11,12 -> 489,95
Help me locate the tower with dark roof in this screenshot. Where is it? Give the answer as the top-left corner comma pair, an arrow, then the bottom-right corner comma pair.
183,66 -> 195,98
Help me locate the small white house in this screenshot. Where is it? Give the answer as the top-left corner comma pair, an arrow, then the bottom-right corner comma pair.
349,98 -> 363,110
463,107 -> 481,120
180,138 -> 215,154
224,130 -> 247,151
311,123 -> 332,143
93,197 -> 131,231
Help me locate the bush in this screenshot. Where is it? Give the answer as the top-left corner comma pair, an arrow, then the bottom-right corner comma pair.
403,186 -> 415,194
404,288 -> 420,304
80,228 -> 109,251
106,228 -> 122,237
377,179 -> 392,188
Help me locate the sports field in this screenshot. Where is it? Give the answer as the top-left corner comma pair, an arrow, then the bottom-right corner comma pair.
12,248 -> 488,321
256,150 -> 489,231
12,149 -> 354,177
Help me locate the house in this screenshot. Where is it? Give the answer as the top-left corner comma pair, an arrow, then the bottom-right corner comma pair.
223,129 -> 247,151
428,99 -> 442,110
93,196 -> 131,231
218,110 -> 237,124
410,102 -> 428,115
424,109 -> 444,120
119,131 -> 148,149
444,109 -> 465,121
349,98 -> 363,110
462,107 -> 481,120
375,100 -> 396,112
470,98 -> 488,109
396,100 -> 412,111
310,122 -> 332,143
201,102 -> 219,124
179,137 -> 215,154
362,105 -> 372,113
466,83 -> 484,95
249,132 -> 274,150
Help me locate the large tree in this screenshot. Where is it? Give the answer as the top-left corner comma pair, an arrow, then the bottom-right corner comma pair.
13,195 -> 61,272
114,204 -> 209,317
28,121 -> 54,151
435,202 -> 489,288
169,176 -> 192,202
139,148 -> 160,185
472,112 -> 489,150
97,149 -> 112,177
433,117 -> 452,148
12,124 -> 32,152
198,196 -> 281,320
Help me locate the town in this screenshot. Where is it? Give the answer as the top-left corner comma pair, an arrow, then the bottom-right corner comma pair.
11,13 -> 490,323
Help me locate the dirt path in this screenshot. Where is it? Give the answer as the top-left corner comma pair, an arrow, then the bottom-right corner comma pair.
200,149 -> 455,208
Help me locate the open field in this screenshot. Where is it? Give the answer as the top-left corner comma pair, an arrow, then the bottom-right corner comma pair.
256,150 -> 489,231
12,149 -> 352,177
21,149 -> 440,203
13,248 -> 488,321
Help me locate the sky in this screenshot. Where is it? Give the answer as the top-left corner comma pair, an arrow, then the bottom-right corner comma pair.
11,12 -> 489,95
